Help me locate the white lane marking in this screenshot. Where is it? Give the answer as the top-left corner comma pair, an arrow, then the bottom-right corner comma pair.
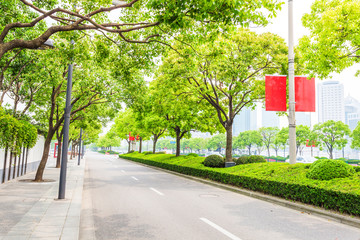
200,218 -> 242,240
121,170 -> 125,173
150,187 -> 164,196
131,176 -> 139,181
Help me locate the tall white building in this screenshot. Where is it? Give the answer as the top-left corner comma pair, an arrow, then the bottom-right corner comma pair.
344,95 -> 360,130
233,107 -> 257,137
262,109 -> 280,128
318,81 -> 345,123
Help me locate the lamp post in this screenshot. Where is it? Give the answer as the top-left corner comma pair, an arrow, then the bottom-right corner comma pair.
288,0 -> 297,164
58,40 -> 75,200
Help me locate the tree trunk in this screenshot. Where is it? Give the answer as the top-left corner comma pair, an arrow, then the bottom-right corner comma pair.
2,147 -> 8,183
12,152 -> 17,179
225,125 -> 233,162
34,130 -> 55,181
21,146 -> 25,175
56,140 -> 62,168
139,137 -> 142,153
248,146 -> 251,155
152,135 -> 158,154
17,150 -> 21,177
176,132 -> 181,157
267,147 -> 270,157
329,147 -> 333,159
8,151 -> 13,181
127,140 -> 131,153
24,147 -> 29,174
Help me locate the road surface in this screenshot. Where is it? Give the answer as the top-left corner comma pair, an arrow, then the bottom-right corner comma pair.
80,152 -> 360,240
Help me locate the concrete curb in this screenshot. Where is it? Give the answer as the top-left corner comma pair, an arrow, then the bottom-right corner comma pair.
121,157 -> 360,229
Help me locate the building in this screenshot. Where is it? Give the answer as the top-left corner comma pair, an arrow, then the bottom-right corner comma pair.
295,112 -> 311,127
232,107 -> 257,137
262,109 -> 280,128
318,81 -> 345,123
344,95 -> 360,130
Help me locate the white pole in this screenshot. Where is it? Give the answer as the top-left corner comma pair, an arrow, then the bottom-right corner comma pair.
288,0 -> 296,164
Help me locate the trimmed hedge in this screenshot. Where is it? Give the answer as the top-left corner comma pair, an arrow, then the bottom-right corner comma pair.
120,152 -> 360,216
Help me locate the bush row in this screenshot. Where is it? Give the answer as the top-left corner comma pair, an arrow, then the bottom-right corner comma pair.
120,153 -> 360,216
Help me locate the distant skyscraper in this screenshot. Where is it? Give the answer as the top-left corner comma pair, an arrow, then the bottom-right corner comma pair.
233,107 -> 257,137
344,95 -> 360,130
318,81 -> 345,123
296,112 -> 311,127
262,109 -> 280,128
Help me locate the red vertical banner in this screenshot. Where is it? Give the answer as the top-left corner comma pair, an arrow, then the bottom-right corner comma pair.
295,76 -> 315,112
265,75 -> 287,111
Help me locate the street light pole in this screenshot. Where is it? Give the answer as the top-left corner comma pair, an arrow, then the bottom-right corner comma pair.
288,0 -> 297,164
58,40 -> 74,199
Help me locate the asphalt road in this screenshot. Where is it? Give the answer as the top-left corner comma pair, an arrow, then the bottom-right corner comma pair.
80,152 -> 360,240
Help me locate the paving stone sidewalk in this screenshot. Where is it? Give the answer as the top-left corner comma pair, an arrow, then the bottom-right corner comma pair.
0,157 -> 85,240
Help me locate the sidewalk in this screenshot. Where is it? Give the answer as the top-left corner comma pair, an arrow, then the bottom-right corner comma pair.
0,156 -> 85,240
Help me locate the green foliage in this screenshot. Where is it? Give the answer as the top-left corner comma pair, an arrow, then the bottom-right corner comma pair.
0,108 -> 38,153
142,151 -> 153,155
313,120 -> 351,159
307,159 -> 355,181
128,150 -> 135,153
299,0 -> 360,79
187,153 -> 198,157
351,121 -> 360,150
259,127 -> 279,157
234,130 -> 262,155
354,166 -> 360,173
156,151 -> 166,154
121,152 -> 360,216
248,155 -> 266,163
234,156 -> 249,165
203,154 -> 224,168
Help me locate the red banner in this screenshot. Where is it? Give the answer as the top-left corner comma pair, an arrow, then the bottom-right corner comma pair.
265,75 -> 287,111
295,77 -> 315,112
306,139 -> 316,147
129,132 -> 135,141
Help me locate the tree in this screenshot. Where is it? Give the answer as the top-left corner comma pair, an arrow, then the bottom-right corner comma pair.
259,127 -> 279,157
299,0 -> 360,79
296,125 -> 311,156
233,130 -> 262,155
114,109 -> 137,153
158,28 -> 288,163
207,134 -> 226,153
351,122 -> 360,150
151,71 -> 219,157
0,0 -> 283,59
276,127 -> 289,157
188,138 -> 206,153
313,120 -> 351,159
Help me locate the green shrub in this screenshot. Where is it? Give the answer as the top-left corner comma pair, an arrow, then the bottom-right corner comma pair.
128,150 -> 135,153
187,153 -> 198,157
203,155 -> 224,168
156,151 -> 166,154
143,151 -> 153,155
98,150 -> 106,154
306,159 -> 355,180
248,155 -> 266,163
354,166 -> 360,173
234,156 -> 249,165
